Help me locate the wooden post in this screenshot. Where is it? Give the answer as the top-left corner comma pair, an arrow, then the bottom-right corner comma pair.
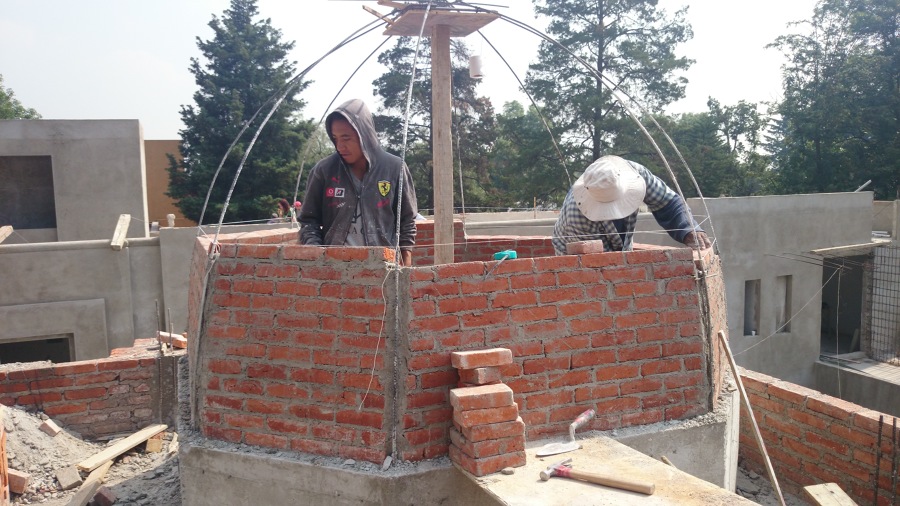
431,24 -> 454,265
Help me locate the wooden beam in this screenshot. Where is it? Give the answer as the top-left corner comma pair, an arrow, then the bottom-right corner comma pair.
109,214 -> 131,251
803,483 -> 856,506
0,225 -> 12,243
66,460 -> 113,506
77,424 -> 167,472
431,24 -> 454,265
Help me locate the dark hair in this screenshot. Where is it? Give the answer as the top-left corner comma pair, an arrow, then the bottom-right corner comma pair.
278,199 -> 290,213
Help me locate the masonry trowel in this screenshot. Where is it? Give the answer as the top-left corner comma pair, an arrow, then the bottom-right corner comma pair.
535,409 -> 595,457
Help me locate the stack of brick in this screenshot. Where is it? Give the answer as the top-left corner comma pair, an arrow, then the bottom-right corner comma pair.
448,348 -> 526,477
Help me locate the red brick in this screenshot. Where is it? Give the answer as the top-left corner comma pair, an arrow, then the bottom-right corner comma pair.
566,240 -> 604,255
491,291 -> 538,308
7,468 -> 30,495
450,384 -> 514,411
458,417 -> 525,442
93,486 -> 117,506
510,306 -> 558,322
450,428 -> 525,459
245,432 -> 289,449
522,356 -> 570,375
449,445 -> 526,477
580,253 -> 625,268
458,367 -> 502,385
409,315 -> 460,333
451,348 -> 513,369
461,310 -> 509,328
453,405 -> 519,428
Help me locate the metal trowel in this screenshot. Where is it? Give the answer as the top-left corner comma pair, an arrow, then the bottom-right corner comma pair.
535,409 -> 595,457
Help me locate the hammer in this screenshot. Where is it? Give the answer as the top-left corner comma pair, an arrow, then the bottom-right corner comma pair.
539,458 -> 655,495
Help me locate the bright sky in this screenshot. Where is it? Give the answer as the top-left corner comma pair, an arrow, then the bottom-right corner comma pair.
1,0 -> 818,140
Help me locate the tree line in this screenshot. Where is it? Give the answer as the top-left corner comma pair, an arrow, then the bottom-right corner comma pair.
2,0 -> 896,222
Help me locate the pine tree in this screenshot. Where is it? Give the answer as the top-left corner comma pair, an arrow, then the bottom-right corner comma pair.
525,0 -> 693,166
167,0 -> 314,224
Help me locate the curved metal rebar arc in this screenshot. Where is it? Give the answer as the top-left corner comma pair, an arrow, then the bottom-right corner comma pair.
493,12 -> 715,250
206,19 -> 385,246
476,29 -> 572,187
197,20 -> 382,235
292,36 -> 392,206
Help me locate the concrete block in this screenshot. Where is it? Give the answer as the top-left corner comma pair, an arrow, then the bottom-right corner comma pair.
7,469 -> 30,495
40,419 -> 62,437
56,466 -> 83,490
450,384 -> 514,411
452,405 -> 518,428
92,485 -> 117,506
566,240 -> 604,255
458,367 -> 502,386
450,348 -> 512,370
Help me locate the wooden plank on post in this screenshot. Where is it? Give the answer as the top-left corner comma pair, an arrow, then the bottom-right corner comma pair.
432,23 -> 454,265
109,214 -> 131,251
77,424 -> 166,472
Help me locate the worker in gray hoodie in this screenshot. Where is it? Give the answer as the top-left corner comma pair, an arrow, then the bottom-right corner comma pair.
299,99 -> 418,266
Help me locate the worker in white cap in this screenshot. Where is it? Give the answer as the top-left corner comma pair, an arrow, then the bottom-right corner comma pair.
552,155 -> 711,255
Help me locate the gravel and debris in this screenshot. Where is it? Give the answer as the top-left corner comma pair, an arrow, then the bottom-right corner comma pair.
3,404 -> 179,506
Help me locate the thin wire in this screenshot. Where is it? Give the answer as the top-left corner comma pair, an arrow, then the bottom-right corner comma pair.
292,36 -> 392,206
476,30 -> 572,187
200,18 -> 383,245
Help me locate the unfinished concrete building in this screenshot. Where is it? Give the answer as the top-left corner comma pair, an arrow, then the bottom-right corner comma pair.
2,117 -> 899,504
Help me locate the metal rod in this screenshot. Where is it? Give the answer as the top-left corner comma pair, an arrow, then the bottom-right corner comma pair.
890,417 -> 897,505
717,331 -> 786,506
874,414 -> 883,505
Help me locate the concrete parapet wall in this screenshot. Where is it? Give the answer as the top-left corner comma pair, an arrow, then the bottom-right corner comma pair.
0,339 -> 183,438
188,227 -> 723,465
739,368 -> 900,504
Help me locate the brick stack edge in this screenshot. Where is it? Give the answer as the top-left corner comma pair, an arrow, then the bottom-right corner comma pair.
448,348 -> 527,477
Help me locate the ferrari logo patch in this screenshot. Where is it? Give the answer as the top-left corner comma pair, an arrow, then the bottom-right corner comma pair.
378,181 -> 391,197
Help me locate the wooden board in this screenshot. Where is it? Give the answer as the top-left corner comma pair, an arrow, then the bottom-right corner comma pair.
77,424 -> 166,472
66,460 -> 113,506
803,483 -> 857,506
384,9 -> 499,37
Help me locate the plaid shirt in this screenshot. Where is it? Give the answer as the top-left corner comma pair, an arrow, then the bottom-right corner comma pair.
552,160 -> 698,254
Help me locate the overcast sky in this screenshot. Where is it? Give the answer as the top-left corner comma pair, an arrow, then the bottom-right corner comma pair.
1,0 -> 818,140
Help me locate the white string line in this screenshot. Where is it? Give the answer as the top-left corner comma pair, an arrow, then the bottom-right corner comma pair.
358,272 -> 392,411
734,268 -> 840,357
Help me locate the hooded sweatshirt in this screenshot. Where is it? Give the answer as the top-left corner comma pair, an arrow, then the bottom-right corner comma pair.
299,99 -> 418,252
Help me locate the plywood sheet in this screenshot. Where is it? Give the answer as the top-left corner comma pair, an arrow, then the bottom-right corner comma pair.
384,10 -> 499,37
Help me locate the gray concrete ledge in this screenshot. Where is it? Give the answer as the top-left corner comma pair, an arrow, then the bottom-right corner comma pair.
0,299 -> 108,361
178,389 -> 739,505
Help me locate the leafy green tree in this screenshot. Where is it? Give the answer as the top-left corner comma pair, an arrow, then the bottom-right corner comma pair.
769,0 -> 899,198
372,37 -> 497,213
167,0 -> 314,224
526,0 -> 693,164
615,98 -> 773,198
0,75 -> 41,120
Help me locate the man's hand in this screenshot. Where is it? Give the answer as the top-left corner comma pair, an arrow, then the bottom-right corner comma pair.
683,231 -> 712,250
401,250 -> 413,267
